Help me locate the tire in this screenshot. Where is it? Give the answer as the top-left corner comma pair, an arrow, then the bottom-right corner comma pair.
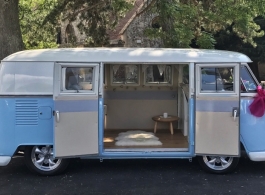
197,155 -> 239,174
24,145 -> 69,176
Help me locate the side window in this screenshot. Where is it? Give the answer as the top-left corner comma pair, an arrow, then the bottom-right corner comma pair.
65,67 -> 93,91
144,65 -> 172,85
201,67 -> 234,92
240,65 -> 257,92
111,64 -> 139,85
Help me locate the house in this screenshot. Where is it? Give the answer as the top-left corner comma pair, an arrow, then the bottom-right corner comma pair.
58,0 -> 163,48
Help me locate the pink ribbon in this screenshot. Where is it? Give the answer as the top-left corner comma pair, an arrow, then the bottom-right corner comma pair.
249,85 -> 265,117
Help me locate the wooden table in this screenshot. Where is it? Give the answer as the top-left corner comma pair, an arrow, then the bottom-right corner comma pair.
152,115 -> 179,135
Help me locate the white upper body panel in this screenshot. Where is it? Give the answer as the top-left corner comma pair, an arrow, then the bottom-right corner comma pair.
0,48 -> 252,95
2,48 -> 251,63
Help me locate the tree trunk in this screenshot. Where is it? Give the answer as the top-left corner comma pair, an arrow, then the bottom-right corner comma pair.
0,0 -> 24,60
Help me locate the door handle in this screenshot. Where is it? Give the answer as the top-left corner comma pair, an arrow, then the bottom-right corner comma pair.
233,110 -> 237,121
232,107 -> 239,121
55,111 -> 60,122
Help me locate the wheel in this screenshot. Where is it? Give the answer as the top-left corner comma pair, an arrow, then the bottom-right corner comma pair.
197,155 -> 239,174
24,145 -> 69,176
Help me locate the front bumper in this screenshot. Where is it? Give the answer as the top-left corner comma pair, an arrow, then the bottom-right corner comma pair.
248,151 -> 265,161
0,156 -> 11,166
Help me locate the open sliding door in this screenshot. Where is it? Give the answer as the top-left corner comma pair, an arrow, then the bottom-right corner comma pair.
53,63 -> 99,157
195,63 -> 240,156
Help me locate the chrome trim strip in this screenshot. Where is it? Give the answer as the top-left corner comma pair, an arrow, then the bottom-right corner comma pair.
189,63 -> 194,97
248,151 -> 265,161
240,93 -> 257,97
0,156 -> 11,166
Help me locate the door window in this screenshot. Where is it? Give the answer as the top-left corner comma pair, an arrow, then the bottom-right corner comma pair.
201,67 -> 234,92
64,67 -> 94,91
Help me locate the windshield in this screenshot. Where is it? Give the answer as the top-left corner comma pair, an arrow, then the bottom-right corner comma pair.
240,66 -> 257,92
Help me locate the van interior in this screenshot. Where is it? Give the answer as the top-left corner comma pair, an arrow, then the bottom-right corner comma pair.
103,64 -> 189,151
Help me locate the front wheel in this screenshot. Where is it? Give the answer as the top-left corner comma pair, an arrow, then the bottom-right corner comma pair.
24,145 -> 69,176
198,155 -> 239,174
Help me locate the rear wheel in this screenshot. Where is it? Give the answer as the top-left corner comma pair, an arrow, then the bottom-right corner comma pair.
198,155 -> 239,174
24,145 -> 69,176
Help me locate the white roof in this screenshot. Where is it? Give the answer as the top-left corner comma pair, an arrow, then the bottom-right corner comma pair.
2,48 -> 252,63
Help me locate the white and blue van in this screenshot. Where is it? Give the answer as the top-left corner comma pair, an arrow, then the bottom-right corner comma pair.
0,48 -> 263,175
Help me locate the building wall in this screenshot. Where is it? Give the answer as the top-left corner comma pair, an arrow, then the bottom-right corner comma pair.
123,10 -> 163,47
60,18 -> 86,46
58,2 -> 162,48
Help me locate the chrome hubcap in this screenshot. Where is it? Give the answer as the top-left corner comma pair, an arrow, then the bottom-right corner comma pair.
203,156 -> 233,171
31,146 -> 62,171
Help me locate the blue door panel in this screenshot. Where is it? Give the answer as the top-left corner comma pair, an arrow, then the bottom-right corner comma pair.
240,98 -> 265,152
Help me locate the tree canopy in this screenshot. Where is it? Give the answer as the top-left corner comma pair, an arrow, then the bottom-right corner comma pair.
18,0 -> 133,49
19,0 -> 58,49
2,0 -> 265,63
42,0 -> 133,47
18,0 -> 265,49
144,0 -> 265,49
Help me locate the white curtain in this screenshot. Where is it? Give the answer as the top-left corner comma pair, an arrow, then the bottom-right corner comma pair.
113,65 -> 120,75
127,65 -> 137,75
157,64 -> 166,76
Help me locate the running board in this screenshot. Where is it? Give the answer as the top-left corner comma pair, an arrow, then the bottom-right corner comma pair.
104,148 -> 189,152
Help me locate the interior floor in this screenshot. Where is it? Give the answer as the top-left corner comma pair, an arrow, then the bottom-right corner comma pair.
104,129 -> 188,149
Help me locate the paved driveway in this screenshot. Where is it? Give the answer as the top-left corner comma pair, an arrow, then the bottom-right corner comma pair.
0,154 -> 265,195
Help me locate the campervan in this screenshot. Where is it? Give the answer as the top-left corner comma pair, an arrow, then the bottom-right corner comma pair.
0,48 -> 263,175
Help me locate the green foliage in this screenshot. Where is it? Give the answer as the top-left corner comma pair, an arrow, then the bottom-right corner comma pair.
197,32 -> 216,49
19,0 -> 265,50
215,15 -> 265,62
43,0 -> 133,47
19,0 -> 132,49
19,0 -> 58,49
144,0 -> 265,49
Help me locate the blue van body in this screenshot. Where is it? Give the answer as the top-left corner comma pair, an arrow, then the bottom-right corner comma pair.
0,48 -> 264,175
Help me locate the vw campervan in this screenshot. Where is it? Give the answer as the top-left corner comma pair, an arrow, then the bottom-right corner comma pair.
0,48 -> 263,175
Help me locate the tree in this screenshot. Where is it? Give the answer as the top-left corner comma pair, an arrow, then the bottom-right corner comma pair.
0,0 -> 132,60
19,0 -> 132,49
214,16 -> 265,81
0,0 -> 24,60
43,0 -> 133,46
19,0 -> 59,49
143,0 -> 265,49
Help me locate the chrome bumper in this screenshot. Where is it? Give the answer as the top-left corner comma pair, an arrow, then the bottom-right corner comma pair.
248,151 -> 265,161
0,156 -> 11,166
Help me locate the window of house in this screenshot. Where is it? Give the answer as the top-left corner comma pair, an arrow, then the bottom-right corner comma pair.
200,67 -> 234,92
65,24 -> 76,43
111,64 -> 139,85
144,65 -> 172,85
151,16 -> 161,29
